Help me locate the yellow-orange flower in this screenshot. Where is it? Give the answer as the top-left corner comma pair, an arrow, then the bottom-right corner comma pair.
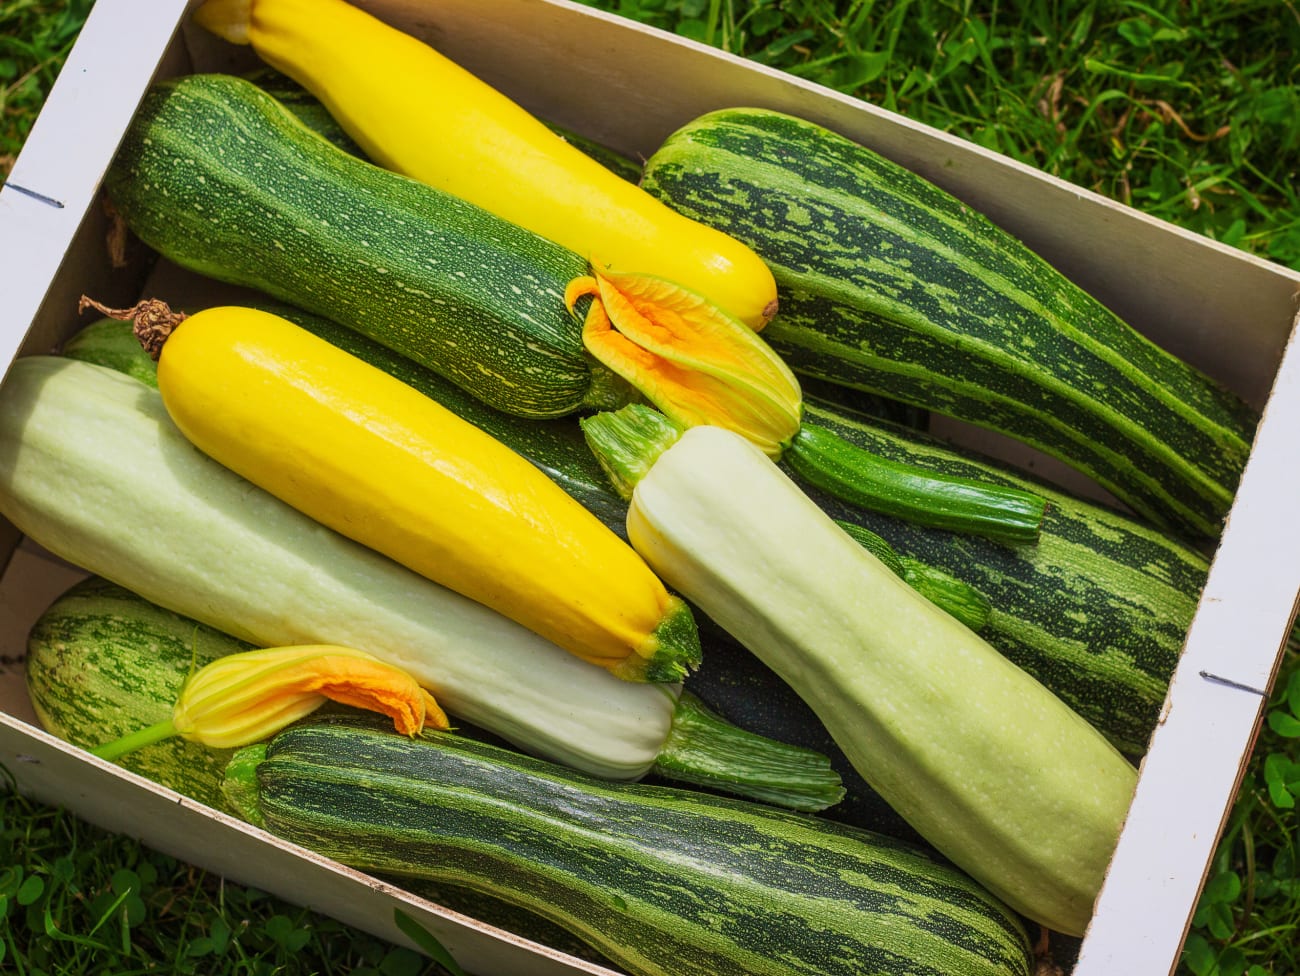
566,268 -> 802,457
93,644 -> 448,761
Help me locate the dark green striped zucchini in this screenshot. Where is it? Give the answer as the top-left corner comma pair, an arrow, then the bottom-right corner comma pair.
104,72 -> 633,419
641,107 -> 1258,541
226,718 -> 1033,976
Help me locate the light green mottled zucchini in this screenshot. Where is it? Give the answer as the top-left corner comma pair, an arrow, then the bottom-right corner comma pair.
226,717 -> 1034,976
25,576 -> 243,808
641,107 -> 1258,541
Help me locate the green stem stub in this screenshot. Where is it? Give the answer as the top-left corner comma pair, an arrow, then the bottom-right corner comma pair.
221,743 -> 270,829
788,423 -> 1047,545
580,404 -> 684,499
653,692 -> 845,812
900,559 -> 993,634
631,598 -> 702,684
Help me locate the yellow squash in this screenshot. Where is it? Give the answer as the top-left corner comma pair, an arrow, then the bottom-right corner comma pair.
194,0 -> 779,329
144,303 -> 701,684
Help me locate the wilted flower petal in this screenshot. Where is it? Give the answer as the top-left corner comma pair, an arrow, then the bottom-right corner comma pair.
92,644 -> 449,762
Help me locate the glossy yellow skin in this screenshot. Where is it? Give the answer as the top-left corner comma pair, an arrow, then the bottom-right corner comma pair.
156,306 -> 689,681
194,0 -> 779,329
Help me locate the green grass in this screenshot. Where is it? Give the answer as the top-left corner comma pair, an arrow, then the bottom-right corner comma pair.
1181,647 -> 1300,976
0,0 -> 92,174
0,773 -> 443,975
3,1 -> 1300,974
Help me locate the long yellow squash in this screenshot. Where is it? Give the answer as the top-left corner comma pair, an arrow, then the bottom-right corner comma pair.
193,0 -> 779,330
138,303 -> 701,683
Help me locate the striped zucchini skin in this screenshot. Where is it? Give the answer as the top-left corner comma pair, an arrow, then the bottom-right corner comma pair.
25,576 -> 245,808
234,719 -> 1033,976
641,108 -> 1258,540
105,73 -> 630,419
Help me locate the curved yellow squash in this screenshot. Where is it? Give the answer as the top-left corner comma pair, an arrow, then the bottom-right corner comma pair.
194,0 -> 779,329
154,306 -> 700,683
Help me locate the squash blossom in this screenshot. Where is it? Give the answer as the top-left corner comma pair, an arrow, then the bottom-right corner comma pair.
92,644 -> 448,761
566,268 -> 802,457
567,267 -> 1050,546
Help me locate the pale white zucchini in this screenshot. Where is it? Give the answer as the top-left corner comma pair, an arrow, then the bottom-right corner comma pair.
0,356 -> 676,779
611,419 -> 1138,936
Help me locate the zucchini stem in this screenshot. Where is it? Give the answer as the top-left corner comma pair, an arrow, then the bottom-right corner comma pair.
220,743 -> 269,828
654,691 -> 845,812
584,404 -> 1045,545
786,423 -> 1047,545
580,404 -> 683,498
78,295 -> 187,361
92,718 -> 178,761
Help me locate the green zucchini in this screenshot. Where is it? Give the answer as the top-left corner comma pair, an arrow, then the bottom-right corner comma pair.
583,405 -> 1137,936
104,72 -> 633,420
226,717 -> 1034,976
25,576 -> 244,808
0,355 -> 843,810
641,107 -> 1258,541
782,421 -> 1045,546
61,317 -> 162,388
